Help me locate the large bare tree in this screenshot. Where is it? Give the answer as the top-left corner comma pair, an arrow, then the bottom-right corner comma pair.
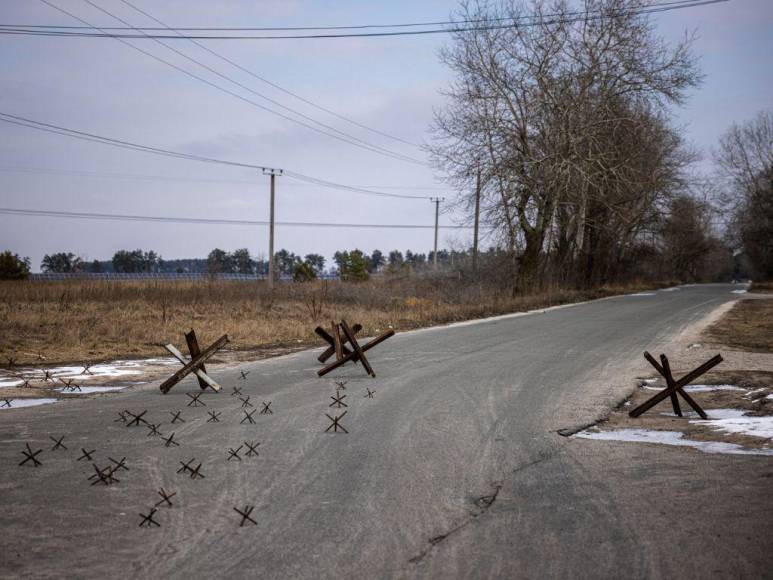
430,0 -> 701,291
715,109 -> 773,279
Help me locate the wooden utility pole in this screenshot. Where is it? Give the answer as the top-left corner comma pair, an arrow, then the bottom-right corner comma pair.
262,168 -> 283,290
430,197 -> 444,270
472,166 -> 481,276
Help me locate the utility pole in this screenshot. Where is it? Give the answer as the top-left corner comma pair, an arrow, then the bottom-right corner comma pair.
262,168 -> 283,290
472,166 -> 481,276
430,197 -> 444,270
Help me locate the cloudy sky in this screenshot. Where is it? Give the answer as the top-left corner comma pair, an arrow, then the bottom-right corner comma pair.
1,0 -> 771,271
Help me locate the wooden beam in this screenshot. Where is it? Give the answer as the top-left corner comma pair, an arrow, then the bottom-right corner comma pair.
160,334 -> 229,394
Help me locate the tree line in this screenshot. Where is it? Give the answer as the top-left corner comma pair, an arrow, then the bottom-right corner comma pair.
0,246 -> 478,280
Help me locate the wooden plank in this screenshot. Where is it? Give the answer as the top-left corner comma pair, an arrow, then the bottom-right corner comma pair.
332,321 -> 343,362
661,355 -> 707,419
164,344 -> 221,392
316,324 -> 362,362
645,352 -> 682,417
160,334 -> 229,394
185,329 -> 209,390
340,320 -> 374,377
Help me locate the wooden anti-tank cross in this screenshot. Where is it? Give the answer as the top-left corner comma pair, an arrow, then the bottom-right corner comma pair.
317,320 -> 395,378
161,331 -> 229,394
629,351 -> 723,419
314,323 -> 363,363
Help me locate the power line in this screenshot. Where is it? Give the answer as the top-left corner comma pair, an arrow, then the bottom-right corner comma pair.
35,0 -> 424,166
0,112 -> 432,200
0,111 -> 267,170
0,0 -> 712,31
0,166 -> 449,190
283,171 -> 430,200
0,207 -> 472,229
115,0 -> 418,148
86,0 -> 421,156
1,1 -> 728,39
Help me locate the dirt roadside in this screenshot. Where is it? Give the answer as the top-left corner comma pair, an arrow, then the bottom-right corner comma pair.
578,291 -> 773,453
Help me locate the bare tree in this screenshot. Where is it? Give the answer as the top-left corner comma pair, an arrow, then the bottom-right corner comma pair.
430,0 -> 701,291
715,110 -> 773,279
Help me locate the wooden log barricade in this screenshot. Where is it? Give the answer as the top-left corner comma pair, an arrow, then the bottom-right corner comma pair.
315,319 -> 394,378
629,351 -> 723,419
160,330 -> 229,394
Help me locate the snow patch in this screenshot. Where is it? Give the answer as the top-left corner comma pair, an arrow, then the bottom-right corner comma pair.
0,378 -> 23,388
0,398 -> 58,410
641,384 -> 745,393
55,385 -> 127,394
574,428 -> 773,456
685,384 -> 745,393
692,409 -> 773,439
731,289 -> 747,294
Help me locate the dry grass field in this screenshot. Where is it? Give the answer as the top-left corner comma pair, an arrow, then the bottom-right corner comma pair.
706,296 -> 773,352
0,276 -> 674,366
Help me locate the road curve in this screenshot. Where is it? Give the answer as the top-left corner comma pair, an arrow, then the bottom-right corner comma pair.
1,284 -> 771,579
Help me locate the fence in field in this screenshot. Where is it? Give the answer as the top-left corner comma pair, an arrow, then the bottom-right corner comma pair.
28,272 -> 339,282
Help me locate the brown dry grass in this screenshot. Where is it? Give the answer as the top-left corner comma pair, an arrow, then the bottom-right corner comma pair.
706,298 -> 773,352
0,276 -> 672,366
751,281 -> 773,293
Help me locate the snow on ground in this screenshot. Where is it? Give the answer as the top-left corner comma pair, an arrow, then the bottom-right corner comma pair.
731,289 -> 747,294
0,398 -> 58,410
43,365 -> 143,380
575,428 -> 773,456
627,293 -> 656,297
0,378 -> 23,388
692,409 -> 773,439
660,287 -> 681,292
54,385 -> 128,394
685,384 -> 746,393
641,383 -> 746,392
0,357 -> 181,388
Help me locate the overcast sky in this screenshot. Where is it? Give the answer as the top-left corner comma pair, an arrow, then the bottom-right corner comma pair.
1,0 -> 771,271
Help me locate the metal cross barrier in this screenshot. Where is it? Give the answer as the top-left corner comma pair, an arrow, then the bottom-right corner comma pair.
233,505 -> 257,526
19,443 -> 43,467
227,446 -> 243,461
155,488 -> 176,508
241,409 -> 257,424
325,411 -> 349,433
329,393 -> 348,408
139,508 -> 161,528
78,448 -> 96,462
163,432 -> 180,447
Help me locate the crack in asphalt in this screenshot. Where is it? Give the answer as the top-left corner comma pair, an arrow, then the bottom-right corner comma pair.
406,453 -> 555,567
556,388 -> 636,437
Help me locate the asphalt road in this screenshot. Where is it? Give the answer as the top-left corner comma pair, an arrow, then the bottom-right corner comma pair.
1,284 -> 772,580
